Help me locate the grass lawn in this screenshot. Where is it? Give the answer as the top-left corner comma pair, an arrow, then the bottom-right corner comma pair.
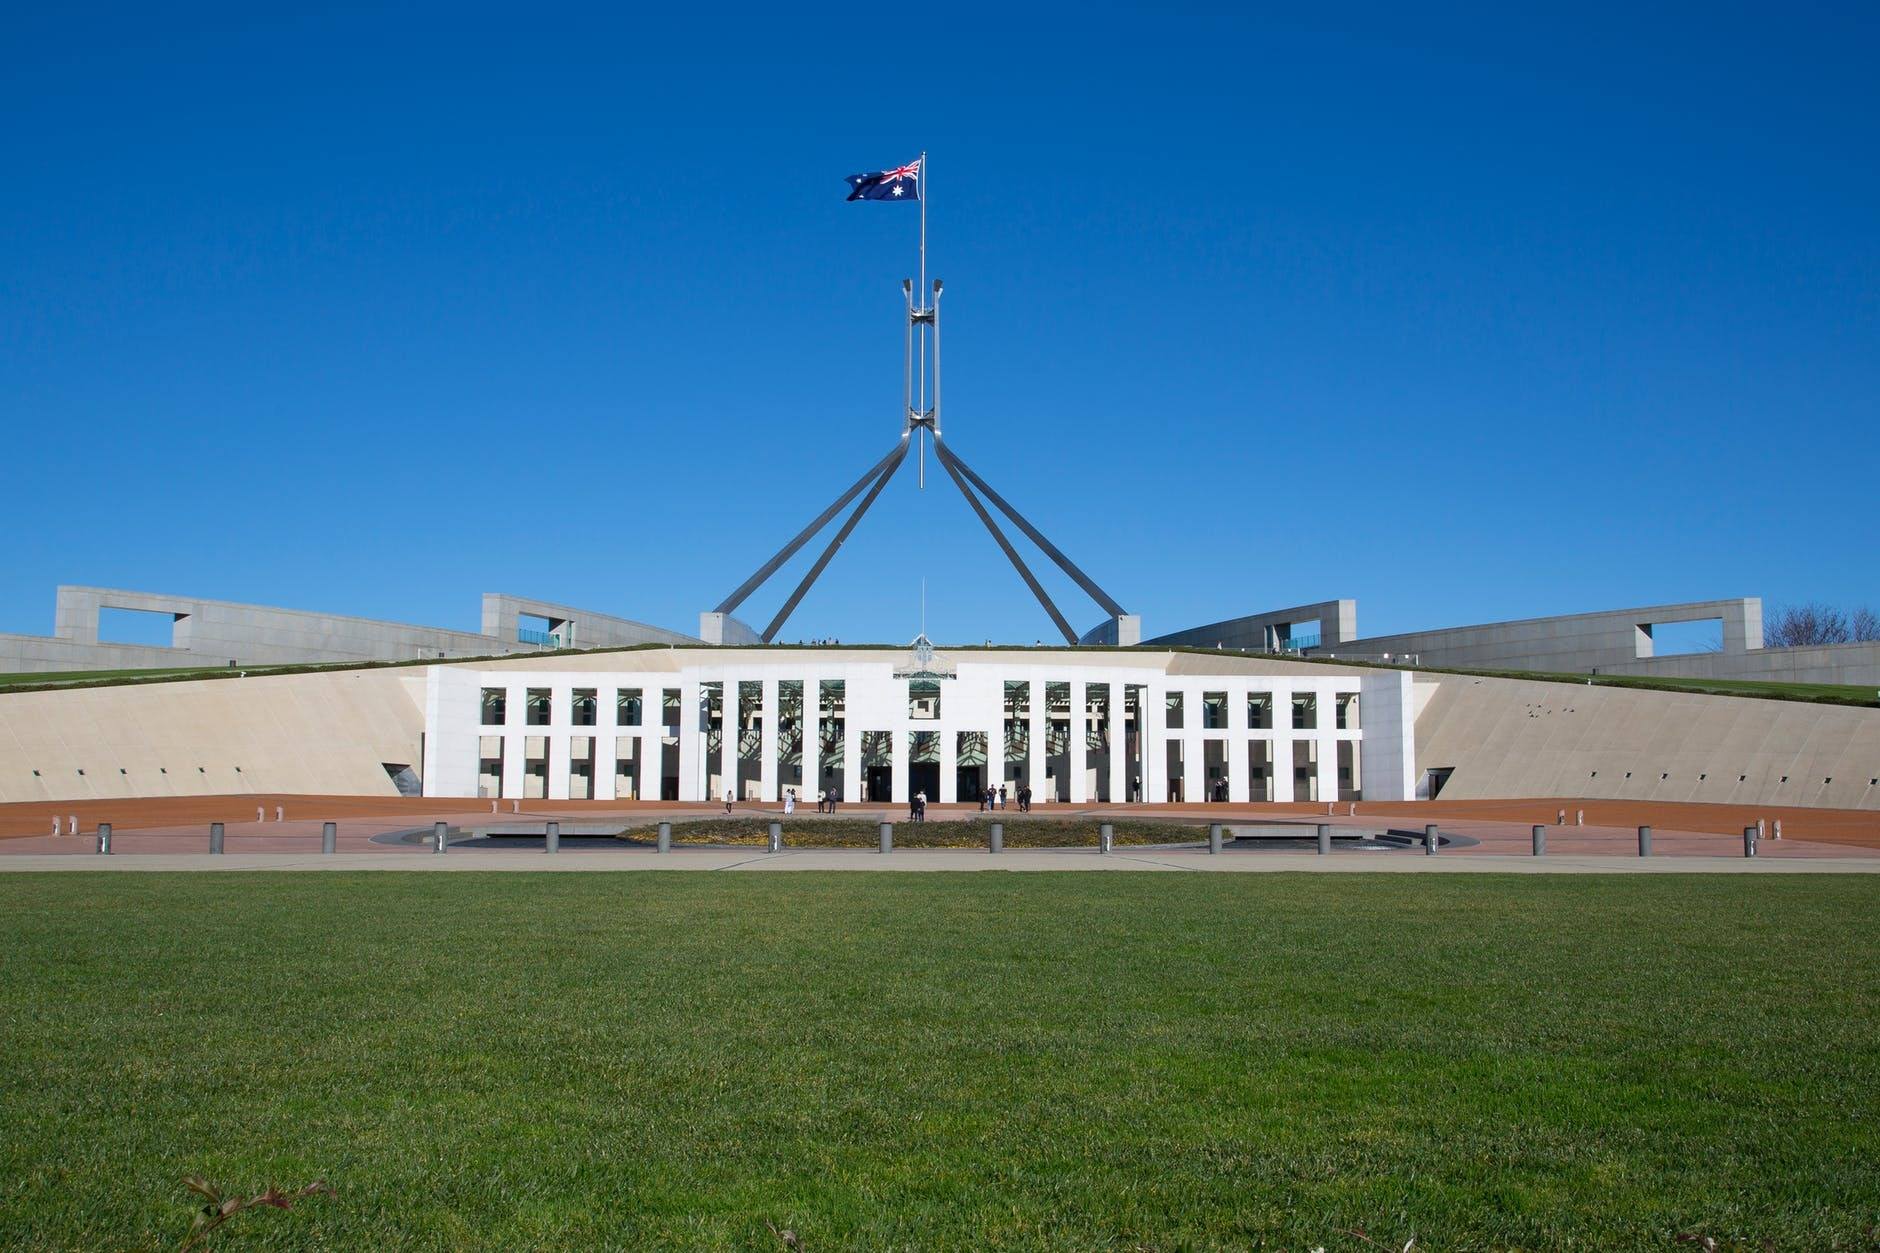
1,875 -> 1876,1250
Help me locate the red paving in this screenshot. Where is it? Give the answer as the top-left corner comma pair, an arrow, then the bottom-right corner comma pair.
1,793 -> 1875,859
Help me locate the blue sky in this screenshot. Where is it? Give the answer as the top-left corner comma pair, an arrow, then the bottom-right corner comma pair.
3,3 -> 1875,647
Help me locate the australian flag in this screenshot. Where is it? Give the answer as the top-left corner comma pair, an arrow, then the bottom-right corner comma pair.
845,158 -> 922,202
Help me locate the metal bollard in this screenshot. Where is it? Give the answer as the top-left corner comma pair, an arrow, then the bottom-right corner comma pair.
322,822 -> 336,855
879,822 -> 892,854
1576,809 -> 1585,826
1743,825 -> 1757,858
1532,824 -> 1546,856
491,801 -> 498,814
656,821 -> 671,853
210,822 -> 224,854
1099,822 -> 1114,854
1773,819 -> 1782,840
275,805 -> 284,822
767,820 -> 782,853
989,821 -> 1003,854
1638,825 -> 1652,857
433,821 -> 448,854
1557,808 -> 1566,825
1317,823 -> 1331,855
1424,823 -> 1439,855
512,800 -> 520,814
256,806 -> 265,823
545,821 -> 559,854
96,822 -> 112,855
1208,822 -> 1223,854
67,815 -> 77,835
50,818 -> 59,837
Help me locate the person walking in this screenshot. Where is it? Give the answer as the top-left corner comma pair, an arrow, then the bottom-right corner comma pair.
723,789 -> 733,815
784,789 -> 796,816
998,784 -> 1008,810
915,790 -> 927,823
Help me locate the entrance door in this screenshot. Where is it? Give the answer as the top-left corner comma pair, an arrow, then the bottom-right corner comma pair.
909,762 -> 940,803
956,764 -> 982,802
866,765 -> 893,802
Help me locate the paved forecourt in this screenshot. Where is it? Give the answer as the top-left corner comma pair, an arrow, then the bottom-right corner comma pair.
3,849 -> 1877,874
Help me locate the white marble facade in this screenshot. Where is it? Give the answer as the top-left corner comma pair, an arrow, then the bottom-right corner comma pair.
423,652 -> 1414,806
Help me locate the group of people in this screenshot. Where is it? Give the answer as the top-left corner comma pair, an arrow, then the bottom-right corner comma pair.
908,791 -> 927,822
977,783 -> 1033,813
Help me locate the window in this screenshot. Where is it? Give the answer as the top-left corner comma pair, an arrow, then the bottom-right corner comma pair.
481,688 -> 507,726
526,688 -> 552,726
1336,693 -> 1360,730
1248,692 -> 1273,730
1165,691 -> 1184,730
909,679 -> 941,720
1201,691 -> 1227,729
618,688 -> 643,727
572,689 -> 597,726
1292,693 -> 1317,730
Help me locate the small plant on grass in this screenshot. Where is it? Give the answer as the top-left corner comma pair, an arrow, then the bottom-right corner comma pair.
177,1176 -> 333,1250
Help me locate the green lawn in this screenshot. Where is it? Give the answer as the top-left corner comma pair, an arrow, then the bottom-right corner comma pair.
1,875 -> 1876,1250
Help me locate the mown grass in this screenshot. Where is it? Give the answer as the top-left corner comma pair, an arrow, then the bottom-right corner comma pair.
1,874 -> 1876,1250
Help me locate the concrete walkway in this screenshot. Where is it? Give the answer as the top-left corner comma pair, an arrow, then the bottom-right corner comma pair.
4,850 -> 1877,873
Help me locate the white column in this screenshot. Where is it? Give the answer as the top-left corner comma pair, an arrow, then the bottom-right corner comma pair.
719,683 -> 738,803
987,708 -> 1006,799
843,720 -> 862,803
1272,687 -> 1296,802
801,680 -> 821,806
1143,682 -> 1166,803
1068,680 -> 1088,803
1182,712 -> 1203,805
593,689 -> 618,801
677,680 -> 701,801
891,727 -> 909,805
939,729 -> 957,804
1028,677 -> 1048,804
1107,681 -> 1126,804
1228,684 -> 1250,803
759,678 -> 779,802
1316,692 -> 1338,801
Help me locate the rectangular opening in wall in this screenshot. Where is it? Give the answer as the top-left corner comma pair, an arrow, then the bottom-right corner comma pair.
526,688 -> 552,726
516,612 -> 564,648
1639,618 -> 1723,657
569,735 -> 594,799
481,688 -> 507,725
477,737 -> 503,799
1292,738 -> 1318,802
1248,740 -> 1271,802
524,736 -> 548,799
572,688 -> 597,727
778,680 -> 804,792
617,688 -> 643,727
615,736 -> 642,800
98,607 -> 179,647
1336,741 -> 1361,801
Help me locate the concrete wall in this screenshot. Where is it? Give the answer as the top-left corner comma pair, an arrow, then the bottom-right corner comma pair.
482,594 -> 695,649
1322,598 -> 1763,673
1414,671 -> 1880,811
1147,600 -> 1357,652
0,586 -> 695,675
0,668 -> 425,803
1598,640 -> 1880,688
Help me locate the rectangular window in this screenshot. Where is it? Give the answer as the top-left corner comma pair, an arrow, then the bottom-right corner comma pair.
1165,691 -> 1185,730
1248,692 -> 1273,730
526,688 -> 552,726
1291,693 -> 1317,730
1336,692 -> 1360,730
1202,691 -> 1228,729
572,688 -> 597,727
480,688 -> 507,726
909,679 -> 941,720
617,688 -> 643,727
477,735 -> 504,798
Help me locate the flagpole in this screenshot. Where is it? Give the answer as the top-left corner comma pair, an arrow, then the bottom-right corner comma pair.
917,151 -> 927,489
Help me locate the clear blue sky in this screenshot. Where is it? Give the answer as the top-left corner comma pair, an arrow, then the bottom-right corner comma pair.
3,3 -> 1875,647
